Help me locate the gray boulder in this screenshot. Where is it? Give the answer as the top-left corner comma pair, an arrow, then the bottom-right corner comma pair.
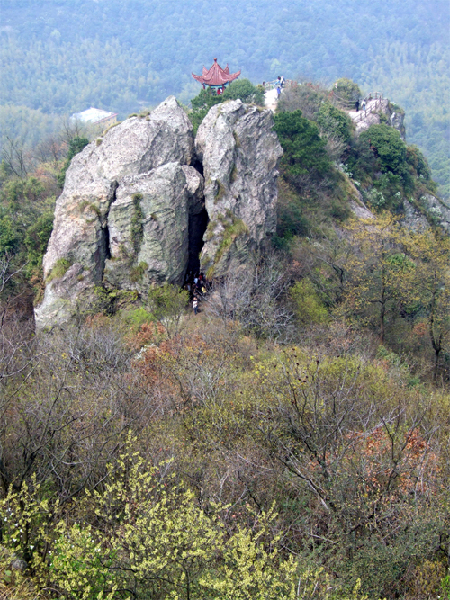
350,97 -> 406,139
195,100 -> 282,277
104,163 -> 203,290
35,97 -> 282,329
35,97 -> 198,329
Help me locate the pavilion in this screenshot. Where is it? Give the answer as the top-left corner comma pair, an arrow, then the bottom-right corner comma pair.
192,58 -> 241,95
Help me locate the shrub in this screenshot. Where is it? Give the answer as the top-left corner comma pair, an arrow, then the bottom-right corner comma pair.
290,278 -> 329,325
317,101 -> 353,145
333,77 -> 362,106
359,124 -> 407,176
130,261 -> 148,282
274,110 -> 331,186
46,257 -> 72,282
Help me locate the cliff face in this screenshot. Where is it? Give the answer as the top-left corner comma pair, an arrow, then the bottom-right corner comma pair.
35,97 -> 281,329
196,100 -> 282,277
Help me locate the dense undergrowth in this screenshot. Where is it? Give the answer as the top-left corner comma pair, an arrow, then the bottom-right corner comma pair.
0,78 -> 449,598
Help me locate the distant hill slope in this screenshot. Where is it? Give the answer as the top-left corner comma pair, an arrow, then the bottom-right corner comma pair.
0,0 -> 448,195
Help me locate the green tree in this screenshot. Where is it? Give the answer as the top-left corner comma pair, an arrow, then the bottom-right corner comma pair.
404,229 -> 450,380
57,136 -> 89,187
290,279 -> 329,326
359,124 -> 407,176
333,77 -> 362,108
341,213 -> 410,342
317,102 -> 353,145
273,110 -> 331,189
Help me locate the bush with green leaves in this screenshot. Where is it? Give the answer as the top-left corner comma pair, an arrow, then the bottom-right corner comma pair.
190,78 -> 264,133
290,278 -> 329,326
273,110 -> 331,188
333,77 -> 362,107
1,452 -> 298,600
317,102 -> 353,146
359,124 -> 407,177
148,282 -> 189,337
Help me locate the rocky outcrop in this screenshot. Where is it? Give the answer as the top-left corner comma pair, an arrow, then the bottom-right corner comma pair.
195,100 -> 282,277
402,194 -> 450,234
35,97 -> 199,329
349,97 -> 406,139
35,97 -> 282,328
103,164 -> 204,290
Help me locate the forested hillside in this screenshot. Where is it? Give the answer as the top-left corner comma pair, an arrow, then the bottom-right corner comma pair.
0,0 -> 449,195
1,74 -> 450,598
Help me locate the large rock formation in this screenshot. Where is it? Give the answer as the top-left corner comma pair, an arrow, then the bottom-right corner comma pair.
349,97 -> 406,139
196,100 -> 282,277
35,97 -> 282,329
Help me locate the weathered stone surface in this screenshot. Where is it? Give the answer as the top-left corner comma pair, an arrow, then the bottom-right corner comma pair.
104,164 -> 203,290
64,96 -> 193,188
195,100 -> 282,276
350,200 -> 374,220
420,194 -> 450,233
402,199 -> 430,232
42,179 -> 117,281
11,558 -> 28,572
36,97 -> 197,329
406,194 -> 450,233
349,97 -> 406,139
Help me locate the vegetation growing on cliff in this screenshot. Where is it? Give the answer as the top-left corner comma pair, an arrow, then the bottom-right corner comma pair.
1,74 -> 450,599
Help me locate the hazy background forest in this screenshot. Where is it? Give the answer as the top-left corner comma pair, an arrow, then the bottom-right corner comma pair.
1,2 -> 450,598
0,0 -> 449,196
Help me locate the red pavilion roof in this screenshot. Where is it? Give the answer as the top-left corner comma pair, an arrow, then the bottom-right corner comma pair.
192,58 -> 241,86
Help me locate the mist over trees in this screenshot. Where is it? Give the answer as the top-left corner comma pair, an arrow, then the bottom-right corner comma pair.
0,0 -> 448,195
0,3 -> 450,597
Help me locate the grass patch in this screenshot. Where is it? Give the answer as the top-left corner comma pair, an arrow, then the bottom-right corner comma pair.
103,121 -> 121,134
213,213 -> 249,267
214,180 -> 226,204
46,257 -> 72,282
79,201 -> 101,218
130,261 -> 148,283
230,163 -> 238,184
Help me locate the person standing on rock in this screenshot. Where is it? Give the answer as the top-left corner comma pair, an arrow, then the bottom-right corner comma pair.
193,297 -> 198,315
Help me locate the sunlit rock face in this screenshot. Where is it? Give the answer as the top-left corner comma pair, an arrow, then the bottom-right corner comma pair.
195,100 -> 282,277
35,97 -> 282,329
349,97 -> 406,140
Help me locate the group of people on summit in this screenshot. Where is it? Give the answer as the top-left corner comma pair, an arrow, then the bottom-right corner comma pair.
262,75 -> 285,100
